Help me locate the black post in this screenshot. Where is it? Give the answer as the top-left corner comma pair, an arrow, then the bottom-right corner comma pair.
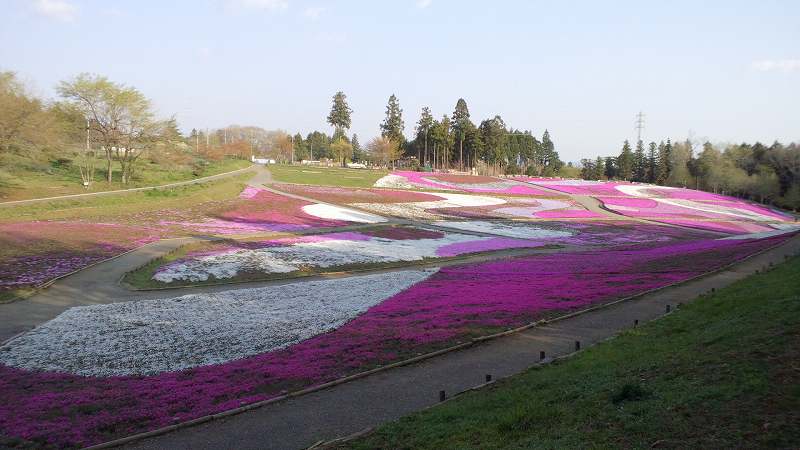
439,390 -> 446,402
634,319 -> 639,327
539,350 -> 545,361
666,304 -> 671,313
485,374 -> 492,383
575,340 -> 581,351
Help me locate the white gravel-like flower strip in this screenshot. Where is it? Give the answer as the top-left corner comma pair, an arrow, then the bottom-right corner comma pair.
434,221 -> 575,240
301,203 -> 387,223
153,233 -> 503,283
0,270 -> 437,376
374,174 -> 415,189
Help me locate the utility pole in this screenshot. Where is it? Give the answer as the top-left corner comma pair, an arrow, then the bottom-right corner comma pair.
635,111 -> 645,143
291,134 -> 294,164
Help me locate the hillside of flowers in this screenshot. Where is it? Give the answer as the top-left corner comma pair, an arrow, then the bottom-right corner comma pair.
143,226 -> 548,286
0,186 -> 380,298
0,233 -> 792,448
519,177 -> 797,234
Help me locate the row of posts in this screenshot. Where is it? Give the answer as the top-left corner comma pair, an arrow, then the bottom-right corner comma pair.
437,302 -> 686,402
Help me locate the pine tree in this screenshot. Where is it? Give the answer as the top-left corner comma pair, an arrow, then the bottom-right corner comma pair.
604,157 -> 617,180
541,130 -> 556,171
351,134 -> 362,161
633,140 -> 647,182
380,94 -> 405,146
327,91 -> 352,137
594,156 -> 605,180
415,106 -> 434,166
646,141 -> 658,183
618,140 -> 634,180
451,98 -> 471,171
655,140 -> 671,185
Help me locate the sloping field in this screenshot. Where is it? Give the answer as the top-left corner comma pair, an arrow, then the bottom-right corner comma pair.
0,169 -> 797,448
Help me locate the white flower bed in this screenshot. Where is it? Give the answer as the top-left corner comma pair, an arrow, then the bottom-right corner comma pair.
153,230 -> 519,283
435,221 -> 575,240
351,192 -> 507,220
493,199 -> 574,217
374,174 -> 415,189
0,270 -> 437,376
301,204 -> 387,223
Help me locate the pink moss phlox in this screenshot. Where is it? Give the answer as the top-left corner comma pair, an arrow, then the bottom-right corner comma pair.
1,233 -> 794,447
435,237 -> 543,257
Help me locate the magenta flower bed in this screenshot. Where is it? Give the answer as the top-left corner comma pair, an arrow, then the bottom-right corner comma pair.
0,222 -> 163,292
535,209 -> 606,219
160,188 -> 350,234
520,178 -> 631,196
393,171 -> 556,196
0,234 -> 792,448
597,196 -> 782,234
274,183 -> 444,204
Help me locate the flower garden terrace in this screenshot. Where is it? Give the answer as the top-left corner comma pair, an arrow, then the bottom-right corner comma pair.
0,166 -> 798,448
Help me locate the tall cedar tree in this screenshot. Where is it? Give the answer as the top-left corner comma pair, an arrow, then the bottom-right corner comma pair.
351,133 -> 362,161
646,141 -> 658,183
594,156 -> 605,180
604,157 -> 617,179
326,91 -> 352,138
618,140 -> 634,180
415,106 -> 434,165
451,98 -> 471,171
380,94 -> 404,148
633,140 -> 647,181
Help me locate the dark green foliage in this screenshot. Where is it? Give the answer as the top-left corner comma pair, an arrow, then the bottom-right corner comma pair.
379,94 -> 404,146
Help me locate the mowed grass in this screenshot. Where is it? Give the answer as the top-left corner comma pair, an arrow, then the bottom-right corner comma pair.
344,256 -> 800,450
268,164 -> 387,188
0,172 -> 252,223
0,157 -> 251,202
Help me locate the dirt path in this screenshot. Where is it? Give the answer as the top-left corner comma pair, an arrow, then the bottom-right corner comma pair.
122,233 -> 800,450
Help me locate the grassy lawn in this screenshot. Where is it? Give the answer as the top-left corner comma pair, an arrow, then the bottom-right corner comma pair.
0,157 -> 250,202
0,173 -> 252,223
344,256 -> 800,449
268,164 -> 387,188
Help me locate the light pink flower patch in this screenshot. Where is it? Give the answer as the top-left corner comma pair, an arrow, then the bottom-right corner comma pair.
435,237 -> 543,256
383,171 -> 556,196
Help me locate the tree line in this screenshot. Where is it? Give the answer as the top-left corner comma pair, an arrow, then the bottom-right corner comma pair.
580,139 -> 800,210
1,71 -> 185,188
311,91 -> 564,175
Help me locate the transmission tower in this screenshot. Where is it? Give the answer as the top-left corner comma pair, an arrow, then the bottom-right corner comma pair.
635,111 -> 645,142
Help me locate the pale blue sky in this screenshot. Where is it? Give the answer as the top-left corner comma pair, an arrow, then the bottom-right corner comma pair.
2,0 -> 798,161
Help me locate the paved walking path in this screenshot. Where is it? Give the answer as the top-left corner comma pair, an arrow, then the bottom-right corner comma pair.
122,234 -> 800,450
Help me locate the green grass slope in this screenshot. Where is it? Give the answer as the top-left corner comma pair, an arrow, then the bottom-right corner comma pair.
344,257 -> 800,449
268,164 -> 386,188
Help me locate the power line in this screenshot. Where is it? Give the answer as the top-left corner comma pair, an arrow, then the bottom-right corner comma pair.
635,111 -> 645,142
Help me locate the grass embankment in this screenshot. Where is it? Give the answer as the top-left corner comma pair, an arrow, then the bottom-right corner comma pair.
268,164 -> 387,188
0,173 -> 251,223
344,256 -> 800,449
0,157 -> 250,201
